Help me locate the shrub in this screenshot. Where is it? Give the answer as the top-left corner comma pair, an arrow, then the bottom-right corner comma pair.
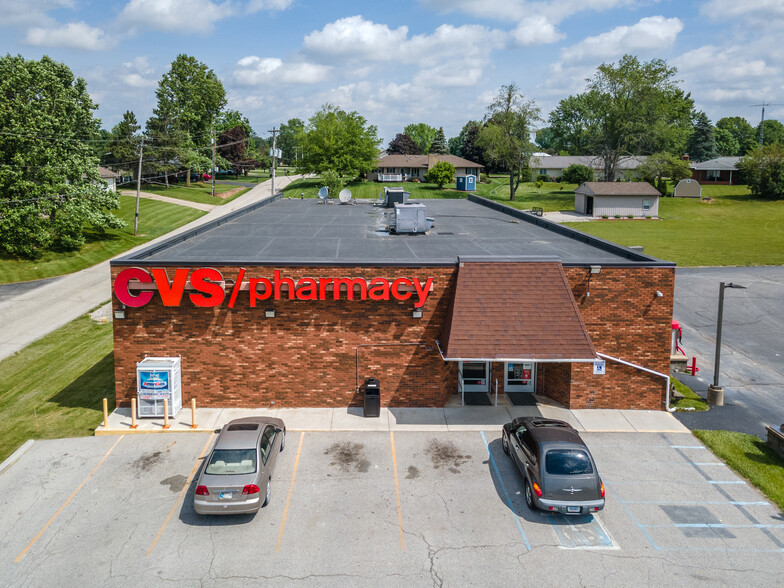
425,160 -> 456,188
320,169 -> 344,198
535,178 -> 544,189
480,173 -> 491,184
562,164 -> 594,184
627,215 -> 634,219
601,215 -> 608,219
614,214 -> 621,218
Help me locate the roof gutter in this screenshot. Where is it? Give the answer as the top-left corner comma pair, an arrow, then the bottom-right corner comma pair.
434,340 -> 597,364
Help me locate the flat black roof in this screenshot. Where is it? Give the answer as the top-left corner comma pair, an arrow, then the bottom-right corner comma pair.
113,195 -> 673,267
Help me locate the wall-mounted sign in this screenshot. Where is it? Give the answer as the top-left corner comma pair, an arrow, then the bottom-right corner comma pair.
593,360 -> 606,375
114,267 -> 434,309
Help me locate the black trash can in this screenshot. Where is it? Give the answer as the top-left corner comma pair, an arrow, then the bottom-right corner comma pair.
364,377 -> 380,418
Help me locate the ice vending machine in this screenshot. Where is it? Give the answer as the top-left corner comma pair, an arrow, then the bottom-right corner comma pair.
136,356 -> 182,418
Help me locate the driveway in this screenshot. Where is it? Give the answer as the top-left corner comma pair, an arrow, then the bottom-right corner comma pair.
673,266 -> 784,436
1,431 -> 781,586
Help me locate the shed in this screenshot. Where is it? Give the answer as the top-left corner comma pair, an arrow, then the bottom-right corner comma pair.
574,182 -> 660,218
673,178 -> 702,198
456,175 -> 476,192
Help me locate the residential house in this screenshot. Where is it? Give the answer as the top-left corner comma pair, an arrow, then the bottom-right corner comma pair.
575,182 -> 660,218
529,155 -> 648,181
370,154 -> 483,182
689,156 -> 741,185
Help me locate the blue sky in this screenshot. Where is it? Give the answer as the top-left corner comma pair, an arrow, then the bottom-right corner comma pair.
2,0 -> 782,145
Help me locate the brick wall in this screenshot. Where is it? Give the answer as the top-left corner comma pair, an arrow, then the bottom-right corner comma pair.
113,265 -> 457,408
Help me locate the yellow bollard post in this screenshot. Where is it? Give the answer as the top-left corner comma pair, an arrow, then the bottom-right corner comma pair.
162,398 -> 171,430
130,398 -> 138,429
102,398 -> 109,429
191,398 -> 198,429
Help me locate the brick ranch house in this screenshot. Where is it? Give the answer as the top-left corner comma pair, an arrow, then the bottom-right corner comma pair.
689,156 -> 741,185
369,154 -> 483,182
110,195 -> 675,412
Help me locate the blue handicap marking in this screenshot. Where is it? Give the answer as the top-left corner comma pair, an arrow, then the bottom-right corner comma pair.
547,513 -> 615,549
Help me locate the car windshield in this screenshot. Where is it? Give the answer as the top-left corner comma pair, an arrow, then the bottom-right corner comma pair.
204,449 -> 257,475
545,449 -> 593,475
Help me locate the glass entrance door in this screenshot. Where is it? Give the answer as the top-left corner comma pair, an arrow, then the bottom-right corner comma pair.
505,362 -> 536,393
459,361 -> 489,392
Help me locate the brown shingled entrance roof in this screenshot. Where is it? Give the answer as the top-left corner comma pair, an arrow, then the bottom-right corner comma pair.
439,259 -> 596,361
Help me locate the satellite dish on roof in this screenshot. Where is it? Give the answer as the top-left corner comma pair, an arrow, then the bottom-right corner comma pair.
338,188 -> 352,203
317,186 -> 329,201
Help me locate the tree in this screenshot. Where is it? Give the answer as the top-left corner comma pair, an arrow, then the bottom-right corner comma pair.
476,83 -> 540,201
550,55 -> 693,180
461,124 -> 489,168
218,126 -> 261,176
714,127 -> 740,157
104,111 -> 141,175
278,118 -> 305,164
737,144 -> 784,198
429,127 -> 448,154
387,133 -> 421,155
216,109 -> 253,137
320,169 -> 344,197
686,111 -> 718,162
298,104 -> 380,177
758,119 -> 784,146
449,121 -> 481,157
636,152 -> 692,194
404,123 -> 437,155
425,160 -> 455,188
153,54 -> 227,185
716,116 -> 757,155
534,127 -> 558,152
562,164 -> 594,184
0,55 -> 125,259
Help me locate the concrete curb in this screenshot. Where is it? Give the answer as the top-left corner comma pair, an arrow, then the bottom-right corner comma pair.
0,439 -> 34,475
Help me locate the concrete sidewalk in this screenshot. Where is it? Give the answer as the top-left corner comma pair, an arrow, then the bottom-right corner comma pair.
96,400 -> 689,435
0,174 -> 305,361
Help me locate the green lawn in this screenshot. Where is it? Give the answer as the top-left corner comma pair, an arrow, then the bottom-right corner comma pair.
0,195 -> 205,284
133,181 -> 248,205
0,312 -> 115,464
693,430 -> 784,513
669,378 -> 708,412
563,185 -> 784,266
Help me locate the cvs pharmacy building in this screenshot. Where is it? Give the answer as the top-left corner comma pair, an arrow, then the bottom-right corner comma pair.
111,195 -> 675,411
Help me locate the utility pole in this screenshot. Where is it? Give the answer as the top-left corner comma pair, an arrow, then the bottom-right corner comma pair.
749,101 -> 782,146
134,137 -> 144,236
211,129 -> 216,198
268,127 -> 279,197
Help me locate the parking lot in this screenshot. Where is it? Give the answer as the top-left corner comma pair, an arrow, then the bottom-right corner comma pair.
1,430 -> 782,587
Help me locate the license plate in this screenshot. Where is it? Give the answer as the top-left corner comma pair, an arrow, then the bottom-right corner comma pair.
566,506 -> 581,513
219,492 -> 232,500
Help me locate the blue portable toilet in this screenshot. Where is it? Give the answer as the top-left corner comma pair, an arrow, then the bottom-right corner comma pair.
456,175 -> 476,192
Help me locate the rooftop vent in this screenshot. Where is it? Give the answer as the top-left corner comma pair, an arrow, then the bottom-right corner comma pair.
391,202 -> 435,234
382,186 -> 410,208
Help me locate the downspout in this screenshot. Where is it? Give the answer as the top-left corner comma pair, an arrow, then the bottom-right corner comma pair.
596,352 -> 675,413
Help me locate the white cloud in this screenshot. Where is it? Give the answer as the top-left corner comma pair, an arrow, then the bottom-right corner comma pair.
303,16 -> 409,62
118,0 -> 232,34
233,56 -> 331,85
414,62 -> 484,87
0,0 -> 73,27
420,0 -> 637,24
404,24 -> 504,67
700,0 -> 784,25
119,57 -> 157,88
246,0 -> 293,12
560,16 -> 683,63
24,21 -> 112,50
511,15 -> 564,46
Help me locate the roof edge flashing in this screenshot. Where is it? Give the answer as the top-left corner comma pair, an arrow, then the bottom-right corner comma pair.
458,255 -> 560,264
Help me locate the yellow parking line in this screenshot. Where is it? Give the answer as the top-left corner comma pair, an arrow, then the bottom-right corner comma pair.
275,432 -> 304,553
15,435 -> 125,563
146,433 -> 214,556
390,431 -> 406,551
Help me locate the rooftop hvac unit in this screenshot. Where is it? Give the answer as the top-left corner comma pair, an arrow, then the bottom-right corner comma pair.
383,187 -> 410,208
391,203 -> 435,234
136,356 -> 182,418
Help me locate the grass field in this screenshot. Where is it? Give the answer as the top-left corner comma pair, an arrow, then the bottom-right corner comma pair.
0,195 -> 205,284
134,181 -> 248,205
0,312 -> 114,464
694,429 -> 784,513
669,377 -> 709,412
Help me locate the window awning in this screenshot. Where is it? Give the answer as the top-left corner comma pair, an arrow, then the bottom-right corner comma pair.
439,260 -> 596,362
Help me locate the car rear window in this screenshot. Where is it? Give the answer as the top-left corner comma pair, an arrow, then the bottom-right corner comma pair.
204,449 -> 257,475
545,449 -> 593,475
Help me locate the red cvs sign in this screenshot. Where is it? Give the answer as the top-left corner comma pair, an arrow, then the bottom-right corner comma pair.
114,268 -> 434,309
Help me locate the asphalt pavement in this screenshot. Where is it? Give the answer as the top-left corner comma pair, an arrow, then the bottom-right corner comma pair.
672,266 -> 784,437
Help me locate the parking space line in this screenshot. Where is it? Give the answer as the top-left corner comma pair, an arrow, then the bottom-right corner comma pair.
546,513 -> 616,550
642,523 -> 784,529
146,433 -> 214,556
479,431 -> 531,551
622,500 -> 769,506
275,432 -> 304,554
605,483 -> 660,550
389,432 -> 406,552
670,445 -> 706,449
708,480 -> 746,485
15,435 -> 125,563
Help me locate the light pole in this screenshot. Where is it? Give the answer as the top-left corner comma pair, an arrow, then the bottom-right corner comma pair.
707,281 -> 747,406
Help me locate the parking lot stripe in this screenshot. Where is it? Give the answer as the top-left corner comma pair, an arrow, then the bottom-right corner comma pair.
605,484 -> 660,550
389,432 -> 406,552
15,435 -> 125,563
146,433 -> 214,556
622,500 -> 769,506
708,480 -> 746,485
275,432 -> 304,554
670,445 -> 706,449
479,431 -> 531,551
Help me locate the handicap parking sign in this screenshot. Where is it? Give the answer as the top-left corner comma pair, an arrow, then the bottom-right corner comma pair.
593,360 -> 606,375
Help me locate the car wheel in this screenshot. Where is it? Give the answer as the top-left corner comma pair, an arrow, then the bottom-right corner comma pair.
525,481 -> 535,511
502,433 -> 509,455
280,428 -> 286,452
262,479 -> 271,507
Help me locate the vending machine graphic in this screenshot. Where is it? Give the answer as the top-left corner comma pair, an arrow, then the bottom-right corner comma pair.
136,356 -> 182,417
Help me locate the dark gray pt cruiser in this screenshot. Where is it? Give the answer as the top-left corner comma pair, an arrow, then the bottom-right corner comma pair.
501,417 -> 605,515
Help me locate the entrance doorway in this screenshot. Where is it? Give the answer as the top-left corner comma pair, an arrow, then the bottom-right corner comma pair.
586,196 -> 594,216
458,361 -> 492,405
504,362 -> 537,406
